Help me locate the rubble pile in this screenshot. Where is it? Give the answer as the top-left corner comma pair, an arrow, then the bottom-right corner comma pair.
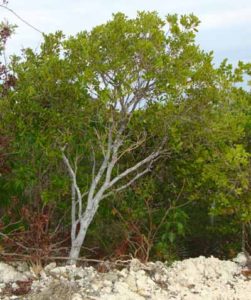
0,254 -> 251,299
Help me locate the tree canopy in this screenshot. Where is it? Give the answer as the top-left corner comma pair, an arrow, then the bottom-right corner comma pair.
0,11 -> 250,263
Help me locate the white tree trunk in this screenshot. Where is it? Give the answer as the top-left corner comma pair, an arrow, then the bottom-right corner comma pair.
68,220 -> 88,264
68,206 -> 98,264
68,241 -> 82,264
62,134 -> 164,264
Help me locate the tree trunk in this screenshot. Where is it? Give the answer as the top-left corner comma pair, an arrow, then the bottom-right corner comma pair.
68,208 -> 97,264
67,219 -> 87,264
68,243 -> 82,265
62,137 -> 162,264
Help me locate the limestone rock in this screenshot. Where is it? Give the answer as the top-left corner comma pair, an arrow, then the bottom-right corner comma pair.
0,262 -> 28,283
1,256 -> 251,299
233,252 -> 249,266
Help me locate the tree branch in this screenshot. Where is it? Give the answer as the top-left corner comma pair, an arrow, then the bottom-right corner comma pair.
108,150 -> 161,189
61,149 -> 82,219
101,167 -> 150,200
87,125 -> 113,202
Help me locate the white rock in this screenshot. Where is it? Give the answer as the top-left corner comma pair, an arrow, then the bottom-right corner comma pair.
105,281 -> 145,300
0,262 -> 28,283
0,283 -> 6,288
72,293 -> 83,300
2,256 -> 251,299
11,282 -> 19,291
44,262 -> 57,272
49,266 -> 67,275
39,270 -> 48,280
15,261 -> 29,272
233,252 -> 248,266
129,259 -> 146,272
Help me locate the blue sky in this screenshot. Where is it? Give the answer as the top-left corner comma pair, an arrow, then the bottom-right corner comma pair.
0,0 -> 251,66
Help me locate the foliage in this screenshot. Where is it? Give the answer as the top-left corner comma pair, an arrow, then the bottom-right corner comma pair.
0,11 -> 251,261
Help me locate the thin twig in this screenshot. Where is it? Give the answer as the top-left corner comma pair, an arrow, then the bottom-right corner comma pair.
0,232 -> 40,251
0,252 -> 133,266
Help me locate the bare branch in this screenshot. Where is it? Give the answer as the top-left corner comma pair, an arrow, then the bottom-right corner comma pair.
108,150 -> 161,189
0,220 -> 22,231
61,149 -> 82,219
94,128 -> 106,157
101,167 -> 150,200
87,126 -> 113,202
117,135 -> 146,162
0,232 -> 38,251
126,80 -> 155,112
0,252 -> 134,267
81,191 -> 89,199
91,145 -> 96,182
90,124 -> 127,204
116,168 -> 150,192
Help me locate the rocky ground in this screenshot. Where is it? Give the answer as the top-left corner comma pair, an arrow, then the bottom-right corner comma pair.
0,254 -> 251,299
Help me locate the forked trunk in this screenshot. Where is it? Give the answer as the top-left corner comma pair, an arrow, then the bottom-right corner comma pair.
67,219 -> 87,264
68,209 -> 96,264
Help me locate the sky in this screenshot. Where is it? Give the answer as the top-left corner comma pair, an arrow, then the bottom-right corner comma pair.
0,0 -> 251,66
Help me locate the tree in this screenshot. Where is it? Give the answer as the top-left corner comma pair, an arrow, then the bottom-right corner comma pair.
3,11 -> 245,263
60,12 -> 217,263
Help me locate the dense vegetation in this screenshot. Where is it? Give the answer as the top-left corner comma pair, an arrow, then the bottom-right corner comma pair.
0,11 -> 250,264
